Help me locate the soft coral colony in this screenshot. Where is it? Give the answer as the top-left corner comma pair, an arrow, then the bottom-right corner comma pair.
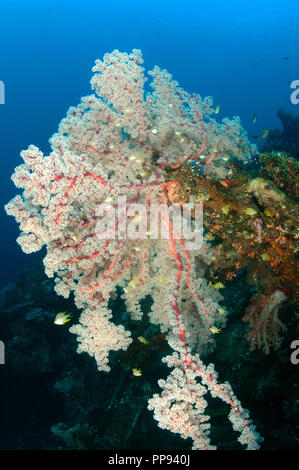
5,49 -> 266,449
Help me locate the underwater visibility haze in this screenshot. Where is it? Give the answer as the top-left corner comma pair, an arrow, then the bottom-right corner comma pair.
0,0 -> 298,453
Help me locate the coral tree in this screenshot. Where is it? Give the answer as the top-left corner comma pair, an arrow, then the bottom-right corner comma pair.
5,49 -> 263,449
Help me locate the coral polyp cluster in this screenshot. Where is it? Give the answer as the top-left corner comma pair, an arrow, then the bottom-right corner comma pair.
168,150 -> 298,354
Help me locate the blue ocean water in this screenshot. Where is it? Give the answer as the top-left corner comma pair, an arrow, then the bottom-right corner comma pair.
0,0 -> 298,287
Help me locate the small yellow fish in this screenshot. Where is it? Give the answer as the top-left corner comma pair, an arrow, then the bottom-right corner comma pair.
206,232 -> 215,241
209,326 -> 222,334
137,336 -> 149,345
71,229 -> 79,241
214,282 -> 225,289
261,253 -> 270,261
243,207 -> 258,216
218,308 -> 227,316
209,281 -> 225,289
264,208 -> 274,217
132,368 -> 142,377
252,129 -> 269,140
221,205 -> 230,215
215,105 -> 220,114
252,113 -> 257,124
128,277 -> 141,289
261,129 -> 269,139
54,312 -> 72,325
